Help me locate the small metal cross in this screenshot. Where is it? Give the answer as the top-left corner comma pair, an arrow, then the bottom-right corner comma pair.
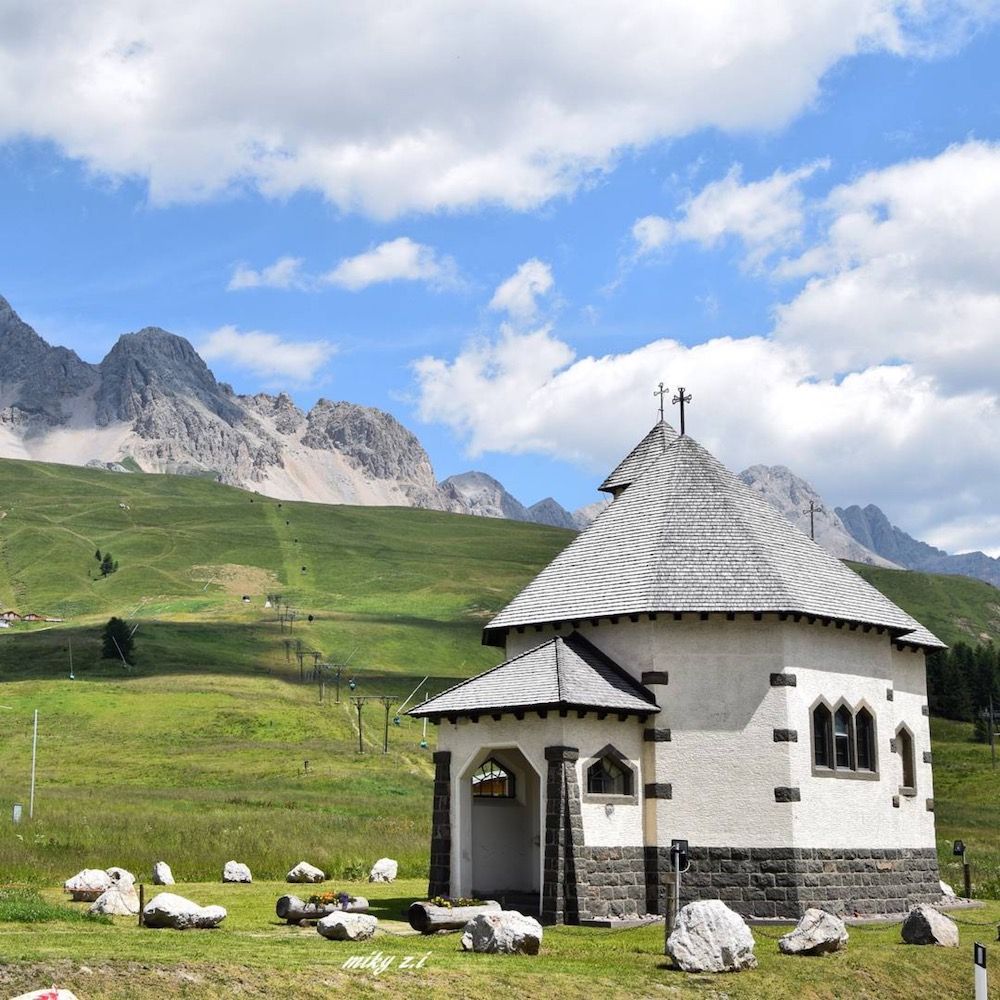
672,387 -> 692,435
653,382 -> 669,421
803,500 -> 823,541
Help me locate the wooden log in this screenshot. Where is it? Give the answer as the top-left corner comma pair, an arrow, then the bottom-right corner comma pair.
407,900 -> 502,933
276,894 -> 370,924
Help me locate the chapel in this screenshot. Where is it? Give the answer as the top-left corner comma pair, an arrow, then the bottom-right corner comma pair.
410,414 -> 944,922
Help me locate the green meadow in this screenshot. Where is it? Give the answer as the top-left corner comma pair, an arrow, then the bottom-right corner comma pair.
2,455 -> 1000,997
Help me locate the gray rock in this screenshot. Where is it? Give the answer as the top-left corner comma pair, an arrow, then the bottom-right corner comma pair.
667,899 -> 757,973
90,881 -> 140,916
142,892 -> 227,930
222,860 -> 252,883
368,858 -> 398,883
286,861 -> 326,883
460,910 -> 543,955
153,861 -> 175,885
63,868 -> 112,902
316,911 -> 378,941
901,905 -> 959,947
778,908 -> 848,955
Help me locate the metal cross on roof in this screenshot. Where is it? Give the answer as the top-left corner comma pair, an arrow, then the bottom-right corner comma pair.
672,386 -> 692,435
653,382 -> 669,421
803,499 -> 823,541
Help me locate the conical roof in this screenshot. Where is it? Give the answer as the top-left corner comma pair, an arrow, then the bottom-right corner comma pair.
599,419 -> 678,495
486,434 -> 943,649
409,632 -> 658,719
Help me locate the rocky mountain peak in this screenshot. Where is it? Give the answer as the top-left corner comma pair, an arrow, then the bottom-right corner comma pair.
440,471 -> 531,521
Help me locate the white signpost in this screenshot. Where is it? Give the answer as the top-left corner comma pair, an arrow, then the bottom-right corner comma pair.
974,942 -> 987,1000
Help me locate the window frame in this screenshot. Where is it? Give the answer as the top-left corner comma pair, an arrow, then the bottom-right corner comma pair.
896,723 -> 917,796
581,744 -> 639,805
471,756 -> 517,800
809,697 -> 880,781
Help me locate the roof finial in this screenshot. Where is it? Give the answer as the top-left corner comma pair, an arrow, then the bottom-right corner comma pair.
653,382 -> 669,422
803,499 -> 823,541
672,386 -> 692,435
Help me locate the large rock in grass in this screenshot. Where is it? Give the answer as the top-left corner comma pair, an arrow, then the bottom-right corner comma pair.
142,892 -> 227,930
368,858 -> 398,883
90,879 -> 141,916
667,899 -> 757,973
222,860 -> 252,883
460,911 -> 543,955
64,869 -> 112,901
11,990 -> 80,1000
153,861 -> 175,885
940,880 -> 957,899
901,905 -> 959,947
778,908 -> 848,955
106,866 -> 136,887
317,911 -> 378,941
287,861 -> 325,884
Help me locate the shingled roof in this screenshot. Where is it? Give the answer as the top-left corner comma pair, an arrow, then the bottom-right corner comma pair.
599,419 -> 677,495
409,632 -> 658,720
486,433 -> 944,650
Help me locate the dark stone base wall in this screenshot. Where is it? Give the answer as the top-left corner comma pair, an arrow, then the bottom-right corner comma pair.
427,751 -> 451,898
648,846 -> 942,919
576,847 -> 649,920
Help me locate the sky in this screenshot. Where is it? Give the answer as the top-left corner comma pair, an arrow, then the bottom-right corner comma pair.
2,1 -> 1000,554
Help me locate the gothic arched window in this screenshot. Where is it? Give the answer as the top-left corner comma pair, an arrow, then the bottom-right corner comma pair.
897,726 -> 916,792
834,706 -> 855,770
813,704 -> 833,768
471,757 -> 515,798
587,755 -> 633,796
856,708 -> 876,772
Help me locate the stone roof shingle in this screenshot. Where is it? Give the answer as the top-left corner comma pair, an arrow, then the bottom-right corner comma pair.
599,418 -> 677,494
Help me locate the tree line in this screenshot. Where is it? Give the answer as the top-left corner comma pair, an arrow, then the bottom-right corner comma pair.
927,641 -> 1000,737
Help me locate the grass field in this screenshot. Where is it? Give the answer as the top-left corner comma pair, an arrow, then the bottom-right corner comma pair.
3,457 -> 1000,996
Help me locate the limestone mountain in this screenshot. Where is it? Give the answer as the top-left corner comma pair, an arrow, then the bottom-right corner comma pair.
439,471 -> 532,521
737,464 -> 896,568
838,503 -> 1000,588
0,295 -> 460,511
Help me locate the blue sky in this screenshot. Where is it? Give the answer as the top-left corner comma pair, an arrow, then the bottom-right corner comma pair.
2,2 -> 1000,553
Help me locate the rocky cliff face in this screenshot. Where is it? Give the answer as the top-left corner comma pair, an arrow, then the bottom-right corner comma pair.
440,471 -> 532,521
737,465 -> 896,567
0,296 -> 460,511
838,503 -> 1000,588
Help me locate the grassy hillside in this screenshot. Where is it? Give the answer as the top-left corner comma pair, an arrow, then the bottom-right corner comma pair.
849,560 -> 1000,647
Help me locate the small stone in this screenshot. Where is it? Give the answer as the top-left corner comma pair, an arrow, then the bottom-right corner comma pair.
286,861 -> 326,883
90,880 -> 141,916
667,899 -> 757,973
222,861 -> 252,883
901,905 -> 959,947
460,911 -> 543,955
778,908 -> 848,955
368,858 -> 398,883
142,892 -> 227,930
64,869 -> 112,902
317,912 -> 379,941
153,861 -> 175,885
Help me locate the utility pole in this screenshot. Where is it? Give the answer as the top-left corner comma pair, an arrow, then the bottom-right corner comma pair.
380,697 -> 395,754
29,709 -> 38,819
352,697 -> 365,753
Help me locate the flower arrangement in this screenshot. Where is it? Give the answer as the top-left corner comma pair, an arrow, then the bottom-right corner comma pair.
428,895 -> 484,908
308,891 -> 357,908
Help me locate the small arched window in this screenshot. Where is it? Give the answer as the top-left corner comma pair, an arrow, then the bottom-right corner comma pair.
813,704 -> 833,768
834,706 -> 854,770
472,757 -> 515,798
897,727 -> 916,791
856,708 -> 876,772
587,755 -> 633,796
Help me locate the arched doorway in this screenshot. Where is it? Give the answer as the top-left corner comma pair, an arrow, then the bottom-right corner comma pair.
462,748 -> 540,903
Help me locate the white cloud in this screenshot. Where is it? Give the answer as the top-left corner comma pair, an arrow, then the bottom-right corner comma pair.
199,325 -> 335,383
774,141 -> 1000,391
633,161 -> 828,266
228,256 -> 305,291
323,238 -> 458,291
488,260 -> 554,322
0,2 -> 989,217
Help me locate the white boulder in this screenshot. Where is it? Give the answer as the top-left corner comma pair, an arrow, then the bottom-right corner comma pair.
778,908 -> 848,955
222,860 -> 252,883
317,912 -> 379,941
368,857 -> 398,883
142,892 -> 227,930
460,911 -> 543,955
940,880 -> 957,898
667,899 -> 757,973
901,905 -> 959,947
64,869 -> 112,901
11,991 -> 80,1000
153,861 -> 175,885
90,880 -> 141,916
287,861 -> 326,884
106,866 -> 136,888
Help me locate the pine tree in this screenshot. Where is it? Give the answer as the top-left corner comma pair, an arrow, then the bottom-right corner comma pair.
101,617 -> 134,664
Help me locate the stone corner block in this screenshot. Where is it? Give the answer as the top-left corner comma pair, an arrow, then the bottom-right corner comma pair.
544,745 -> 579,762
772,729 -> 798,742
644,782 -> 672,800
774,786 -> 800,803
643,727 -> 672,742
641,670 -> 669,686
770,672 -> 797,687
